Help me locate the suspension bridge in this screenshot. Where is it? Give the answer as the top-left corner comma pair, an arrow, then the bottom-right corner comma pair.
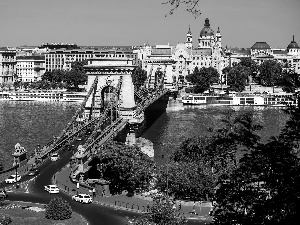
4,56 -> 170,185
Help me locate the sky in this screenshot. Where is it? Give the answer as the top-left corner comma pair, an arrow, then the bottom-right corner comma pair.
0,0 -> 299,49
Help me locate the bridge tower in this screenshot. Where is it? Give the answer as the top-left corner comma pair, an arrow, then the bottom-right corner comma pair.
84,56 -> 143,123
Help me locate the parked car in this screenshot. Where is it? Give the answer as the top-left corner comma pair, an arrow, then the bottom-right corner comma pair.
72,194 -> 92,204
28,168 -> 40,176
44,184 -> 60,194
5,174 -> 21,184
50,153 -> 60,161
0,189 -> 8,198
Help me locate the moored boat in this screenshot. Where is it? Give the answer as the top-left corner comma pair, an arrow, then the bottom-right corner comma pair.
182,92 -> 296,107
9,90 -> 63,102
61,92 -> 87,102
6,90 -> 86,102
0,91 -> 11,100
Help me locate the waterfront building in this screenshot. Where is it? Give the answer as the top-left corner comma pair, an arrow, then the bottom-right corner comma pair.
16,55 -> 45,82
45,46 -> 138,72
138,18 -> 226,87
226,36 -> 300,74
0,47 -> 17,83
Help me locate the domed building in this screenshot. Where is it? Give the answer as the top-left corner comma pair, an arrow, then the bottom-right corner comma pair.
139,18 -> 227,88
287,35 -> 300,56
198,18 -> 215,49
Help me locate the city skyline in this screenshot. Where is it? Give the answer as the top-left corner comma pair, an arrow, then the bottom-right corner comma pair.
0,0 -> 299,49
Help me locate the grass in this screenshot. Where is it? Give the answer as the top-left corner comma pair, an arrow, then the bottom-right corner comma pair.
0,201 -> 88,225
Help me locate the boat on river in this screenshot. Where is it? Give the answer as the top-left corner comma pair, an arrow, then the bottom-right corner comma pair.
182,92 -> 297,107
0,92 -> 11,100
8,90 -> 86,102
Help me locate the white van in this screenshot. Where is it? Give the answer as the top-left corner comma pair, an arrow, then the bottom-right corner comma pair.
50,153 -> 60,161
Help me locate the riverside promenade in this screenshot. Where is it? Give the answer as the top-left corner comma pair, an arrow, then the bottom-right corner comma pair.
53,164 -> 213,222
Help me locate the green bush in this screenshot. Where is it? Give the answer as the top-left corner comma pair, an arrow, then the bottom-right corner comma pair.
45,197 -> 72,220
0,213 -> 12,225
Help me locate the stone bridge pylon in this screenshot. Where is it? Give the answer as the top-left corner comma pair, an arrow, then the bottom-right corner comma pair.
84,56 -> 143,124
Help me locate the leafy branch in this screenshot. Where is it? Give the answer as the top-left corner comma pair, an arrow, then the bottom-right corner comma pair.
162,0 -> 201,17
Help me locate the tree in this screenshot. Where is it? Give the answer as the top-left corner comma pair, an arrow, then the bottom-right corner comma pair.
279,100 -> 300,153
71,60 -> 88,73
212,139 -> 300,225
156,161 -> 215,200
45,197 -> 72,220
131,195 -> 187,225
257,60 -> 283,86
280,70 -> 300,93
226,65 -> 249,92
170,110 -> 262,203
211,102 -> 300,225
239,58 -> 259,82
185,66 -> 219,93
64,68 -> 87,90
132,66 -> 147,90
97,141 -> 155,195
163,0 -> 201,17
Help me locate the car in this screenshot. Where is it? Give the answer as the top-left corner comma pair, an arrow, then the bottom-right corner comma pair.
28,168 -> 40,176
44,184 -> 60,194
50,153 -> 60,161
5,174 -> 21,184
0,189 -> 8,198
72,194 -> 92,204
76,137 -> 82,141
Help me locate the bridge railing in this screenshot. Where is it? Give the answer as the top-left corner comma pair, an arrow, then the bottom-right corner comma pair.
84,117 -> 126,156
133,88 -> 169,119
35,76 -> 99,161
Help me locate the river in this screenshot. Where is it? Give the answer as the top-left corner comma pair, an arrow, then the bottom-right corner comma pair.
0,100 -> 289,169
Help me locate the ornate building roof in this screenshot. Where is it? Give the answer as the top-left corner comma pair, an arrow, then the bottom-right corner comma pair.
287,35 -> 299,49
251,42 -> 271,50
200,18 -> 214,37
192,49 -> 212,56
273,49 -> 288,55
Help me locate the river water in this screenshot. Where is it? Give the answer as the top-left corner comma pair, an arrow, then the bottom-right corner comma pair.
0,100 -> 289,169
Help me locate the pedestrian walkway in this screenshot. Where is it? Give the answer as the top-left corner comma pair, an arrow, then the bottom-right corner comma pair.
53,164 -> 213,221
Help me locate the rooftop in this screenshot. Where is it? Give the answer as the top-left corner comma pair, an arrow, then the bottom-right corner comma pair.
251,42 -> 271,50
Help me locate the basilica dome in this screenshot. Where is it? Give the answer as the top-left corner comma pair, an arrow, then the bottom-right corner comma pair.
200,18 -> 214,37
287,36 -> 299,49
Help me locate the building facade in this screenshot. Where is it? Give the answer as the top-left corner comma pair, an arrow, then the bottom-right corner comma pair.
139,18 -> 226,87
45,47 -> 138,72
226,36 -> 300,74
0,48 -> 17,83
16,55 -> 45,82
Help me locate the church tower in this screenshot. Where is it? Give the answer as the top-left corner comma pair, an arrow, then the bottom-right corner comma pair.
198,18 -> 215,49
216,27 -> 222,48
186,25 -> 193,49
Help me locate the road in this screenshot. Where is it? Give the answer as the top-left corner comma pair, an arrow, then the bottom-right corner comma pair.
1,139 -> 139,225
1,137 -> 208,224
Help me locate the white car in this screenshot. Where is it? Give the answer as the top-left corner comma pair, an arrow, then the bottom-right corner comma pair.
50,153 -> 60,161
5,174 -> 21,184
72,194 -> 92,204
44,184 -> 60,194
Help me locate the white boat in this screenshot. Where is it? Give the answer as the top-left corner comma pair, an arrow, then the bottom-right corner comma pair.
0,91 -> 11,100
182,92 -> 297,107
8,90 -> 86,102
9,90 -> 64,102
61,92 -> 87,102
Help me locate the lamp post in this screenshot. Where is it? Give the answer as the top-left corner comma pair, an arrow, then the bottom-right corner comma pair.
15,163 -> 19,188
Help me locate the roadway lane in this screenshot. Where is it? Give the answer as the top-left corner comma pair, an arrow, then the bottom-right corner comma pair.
1,137 -> 208,224
1,138 -> 139,225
